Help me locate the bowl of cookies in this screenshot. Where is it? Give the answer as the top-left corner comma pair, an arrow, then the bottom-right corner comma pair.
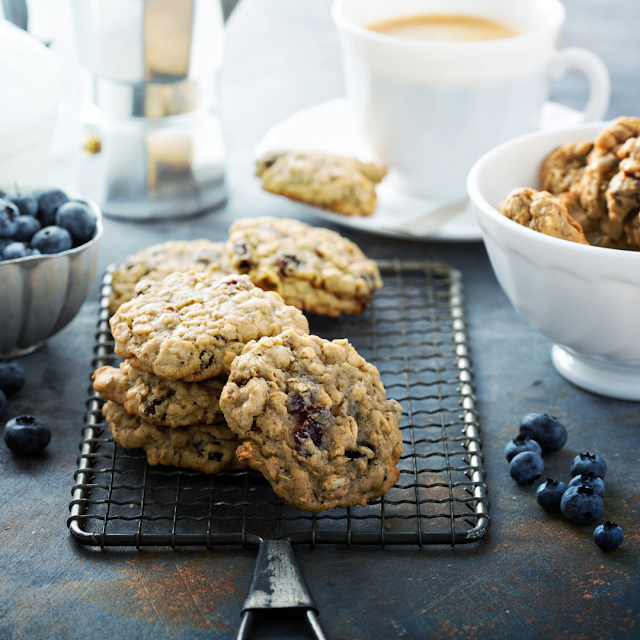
467,117 -> 640,401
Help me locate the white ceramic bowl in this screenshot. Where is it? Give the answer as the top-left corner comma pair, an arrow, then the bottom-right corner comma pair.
0,194 -> 102,357
467,122 -> 640,401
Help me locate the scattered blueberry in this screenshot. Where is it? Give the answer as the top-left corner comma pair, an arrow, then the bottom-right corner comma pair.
0,199 -> 19,238
568,472 -> 606,498
7,194 -> 38,217
519,413 -> 568,452
509,450 -> 544,484
13,215 -> 41,242
31,226 -> 72,254
2,242 -> 41,260
0,360 -> 26,396
3,415 -> 51,455
560,485 -> 604,524
55,201 -> 97,244
570,452 -> 607,479
0,390 -> 6,416
36,189 -> 69,227
504,434 -> 542,462
536,478 -> 568,511
593,521 -> 624,551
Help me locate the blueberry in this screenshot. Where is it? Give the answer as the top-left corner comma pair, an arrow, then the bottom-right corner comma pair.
0,238 -> 13,257
3,415 -> 51,455
568,472 -> 606,497
509,451 -> 544,484
519,413 -> 568,452
7,194 -> 38,217
31,226 -> 72,254
560,485 -> 604,524
536,478 -> 568,511
36,189 -> 69,227
0,199 -> 19,238
13,215 -> 41,242
504,434 -> 542,462
55,201 -> 97,245
571,452 -> 607,479
0,390 -> 6,416
2,242 -> 41,260
593,521 -> 624,551
0,360 -> 26,396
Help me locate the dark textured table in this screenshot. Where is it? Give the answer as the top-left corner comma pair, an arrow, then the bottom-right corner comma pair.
1,1 -> 639,639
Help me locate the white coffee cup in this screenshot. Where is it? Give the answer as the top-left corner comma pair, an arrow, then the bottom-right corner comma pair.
331,0 -> 610,200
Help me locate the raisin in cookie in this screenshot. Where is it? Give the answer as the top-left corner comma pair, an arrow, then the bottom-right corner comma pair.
103,401 -> 246,474
110,273 -> 309,382
93,361 -> 225,428
227,216 -> 382,316
220,329 -> 403,512
108,240 -> 230,316
499,188 -> 589,244
256,150 -> 387,216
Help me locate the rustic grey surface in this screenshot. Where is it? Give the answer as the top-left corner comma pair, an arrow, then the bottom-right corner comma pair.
1,1 -> 639,639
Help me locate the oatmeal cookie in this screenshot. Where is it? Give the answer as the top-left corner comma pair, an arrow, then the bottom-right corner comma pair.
227,216 -> 382,316
255,150 -> 387,217
540,140 -> 593,195
498,188 -> 589,244
220,329 -> 403,512
110,273 -> 309,382
103,401 -> 246,474
108,240 -> 230,316
93,360 -> 225,428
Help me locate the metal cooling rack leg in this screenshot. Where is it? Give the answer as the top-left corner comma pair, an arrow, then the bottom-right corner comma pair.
237,539 -> 327,640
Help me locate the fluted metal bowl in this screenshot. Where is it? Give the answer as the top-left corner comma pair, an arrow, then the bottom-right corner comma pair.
0,195 -> 102,357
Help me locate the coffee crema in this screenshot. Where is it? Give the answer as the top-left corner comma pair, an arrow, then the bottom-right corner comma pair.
367,14 -> 524,42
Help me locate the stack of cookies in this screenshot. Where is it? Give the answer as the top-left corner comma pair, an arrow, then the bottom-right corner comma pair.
95,217 -> 403,512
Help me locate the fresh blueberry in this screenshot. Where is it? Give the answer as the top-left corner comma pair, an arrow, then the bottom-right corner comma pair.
13,215 -> 41,242
3,415 -> 51,455
560,485 -> 604,524
536,478 -> 568,511
0,360 -> 26,396
7,194 -> 38,217
568,472 -> 606,497
0,199 -> 19,238
0,238 -> 13,257
509,451 -> 544,484
55,201 -> 97,245
570,452 -> 607,479
2,242 -> 41,260
504,434 -> 542,462
0,390 -> 6,416
519,413 -> 568,452
36,189 -> 69,227
31,226 -> 72,254
593,521 -> 624,551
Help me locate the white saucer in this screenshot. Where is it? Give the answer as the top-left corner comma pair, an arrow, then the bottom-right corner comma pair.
551,345 -> 640,402
255,97 -> 584,241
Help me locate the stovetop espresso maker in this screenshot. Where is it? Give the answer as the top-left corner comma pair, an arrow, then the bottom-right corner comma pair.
72,0 -> 226,219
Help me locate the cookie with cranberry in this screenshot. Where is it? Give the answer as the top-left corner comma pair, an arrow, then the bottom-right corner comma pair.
102,401 -> 246,474
93,360 -> 225,428
227,216 -> 382,316
108,239 -> 230,316
219,328 -> 403,512
110,273 -> 309,382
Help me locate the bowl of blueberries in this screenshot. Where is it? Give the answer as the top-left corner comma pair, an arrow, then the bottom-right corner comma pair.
0,187 -> 102,357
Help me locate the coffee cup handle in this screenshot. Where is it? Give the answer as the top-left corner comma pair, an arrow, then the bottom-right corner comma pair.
549,47 -> 611,122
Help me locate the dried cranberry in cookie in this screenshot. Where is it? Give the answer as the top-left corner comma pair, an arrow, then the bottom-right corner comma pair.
226,216 -> 382,317
109,272 -> 309,382
219,329 -> 403,512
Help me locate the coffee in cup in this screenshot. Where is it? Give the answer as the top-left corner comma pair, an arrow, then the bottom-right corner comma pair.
332,0 -> 610,201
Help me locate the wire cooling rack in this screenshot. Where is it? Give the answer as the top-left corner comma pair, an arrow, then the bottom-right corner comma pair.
68,260 -> 489,549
